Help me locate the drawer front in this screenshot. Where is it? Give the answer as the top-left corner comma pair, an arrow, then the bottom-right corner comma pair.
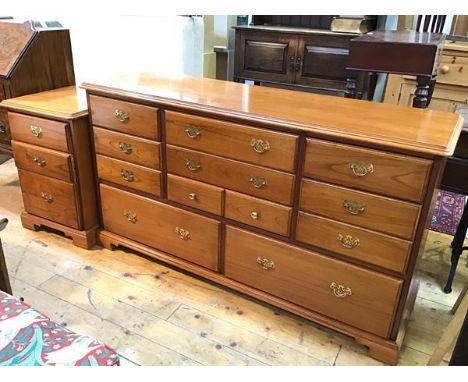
167,174 -> 224,215
100,184 -> 219,271
89,95 -> 159,140
94,127 -> 160,168
225,226 -> 402,338
166,145 -> 295,205
437,55 -> 468,87
96,154 -> 161,197
303,138 -> 431,203
12,140 -> 73,182
300,179 -> 420,240
296,212 -> 411,273
8,112 -> 69,152
165,111 -> 298,172
18,169 -> 79,229
225,190 -> 292,236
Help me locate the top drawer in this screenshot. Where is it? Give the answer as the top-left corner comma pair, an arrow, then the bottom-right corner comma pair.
437,55 -> 468,87
165,111 -> 298,172
303,139 -> 432,203
8,112 -> 69,152
89,95 -> 159,140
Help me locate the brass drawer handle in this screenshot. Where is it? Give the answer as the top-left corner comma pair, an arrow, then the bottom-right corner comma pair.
119,141 -> 133,154
115,109 -> 129,123
40,192 -> 53,203
256,257 -> 275,270
30,125 -> 42,137
33,156 -> 47,167
123,210 -> 137,223
121,169 -> 134,182
185,125 -> 201,139
349,161 -> 373,177
330,282 -> 352,298
337,233 -> 360,249
342,200 -> 366,215
250,211 -> 259,220
185,159 -> 201,172
249,176 -> 267,189
250,138 -> 270,154
0,123 -> 6,135
175,226 -> 190,240
188,192 -> 197,201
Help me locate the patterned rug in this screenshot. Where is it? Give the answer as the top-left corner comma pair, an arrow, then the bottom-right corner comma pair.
429,190 -> 466,236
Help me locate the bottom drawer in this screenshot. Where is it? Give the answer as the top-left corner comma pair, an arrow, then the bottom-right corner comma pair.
18,169 -> 79,229
225,225 -> 402,338
100,184 -> 220,271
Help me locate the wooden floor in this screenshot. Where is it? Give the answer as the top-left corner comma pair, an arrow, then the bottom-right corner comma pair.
0,158 -> 467,366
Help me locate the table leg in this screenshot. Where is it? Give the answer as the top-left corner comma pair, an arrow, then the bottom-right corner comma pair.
345,72 -> 358,99
413,75 -> 432,108
367,72 -> 378,101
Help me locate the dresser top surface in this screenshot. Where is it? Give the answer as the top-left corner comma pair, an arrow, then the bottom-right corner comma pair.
81,73 -> 463,157
0,86 -> 88,120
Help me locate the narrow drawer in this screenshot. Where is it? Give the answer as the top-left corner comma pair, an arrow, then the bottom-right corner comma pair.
437,55 -> 468,87
100,184 -> 219,271
225,190 -> 292,236
225,226 -> 402,338
18,169 -> 79,229
8,112 -> 69,152
303,138 -> 431,203
296,212 -> 411,273
166,145 -> 295,205
94,127 -> 160,168
89,95 -> 159,140
300,179 -> 420,240
96,154 -> 161,197
12,140 -> 73,182
167,174 -> 223,215
166,111 -> 298,172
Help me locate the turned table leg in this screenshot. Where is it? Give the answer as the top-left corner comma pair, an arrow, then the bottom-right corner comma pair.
413,75 -> 432,108
345,72 -> 359,99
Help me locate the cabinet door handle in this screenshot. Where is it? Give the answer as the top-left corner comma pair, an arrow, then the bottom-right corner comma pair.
30,125 -> 42,137
40,192 -> 53,203
121,169 -> 134,182
119,142 -> 133,154
175,227 -> 190,240
337,233 -> 360,249
330,282 -> 352,298
123,210 -> 137,223
342,200 -> 366,215
295,56 -> 302,72
349,161 -> 373,177
185,159 -> 201,172
256,257 -> 275,270
249,176 -> 267,189
250,138 -> 270,154
115,109 -> 129,123
33,156 -> 47,167
288,55 -> 296,71
185,125 -> 201,139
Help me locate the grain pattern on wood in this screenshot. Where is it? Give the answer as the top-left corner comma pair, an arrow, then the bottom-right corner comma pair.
166,145 -> 295,205
224,226 -> 403,338
300,179 -> 421,240
303,138 -> 432,203
0,21 -> 35,77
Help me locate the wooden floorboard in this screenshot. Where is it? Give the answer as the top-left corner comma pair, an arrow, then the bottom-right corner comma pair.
1,158 -> 467,366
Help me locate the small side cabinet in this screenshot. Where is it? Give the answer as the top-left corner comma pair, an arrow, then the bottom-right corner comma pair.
0,87 -> 98,248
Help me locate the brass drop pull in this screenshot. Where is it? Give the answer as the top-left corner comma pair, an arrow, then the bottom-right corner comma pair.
121,169 -> 134,182
175,227 -> 190,240
249,176 -> 267,189
114,109 -> 129,123
349,161 -> 373,177
256,257 -> 275,270
119,142 -> 133,154
250,211 -> 259,220
0,123 -> 6,135
40,192 -> 53,203
330,282 -> 352,298
337,233 -> 360,249
30,125 -> 42,137
250,138 -> 270,154
123,210 -> 137,223
185,125 -> 201,139
185,159 -> 201,172
342,200 -> 366,215
33,156 -> 47,167
188,192 -> 197,201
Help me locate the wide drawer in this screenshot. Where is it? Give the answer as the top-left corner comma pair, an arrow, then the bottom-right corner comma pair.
166,145 -> 295,205
296,212 -> 411,273
96,154 -> 161,197
225,226 -> 403,338
8,112 -> 69,152
18,169 -> 79,229
93,127 -> 160,168
167,174 -> 224,215
300,179 -> 420,240
89,95 -> 159,140
100,184 -> 219,271
225,190 -> 292,236
165,111 -> 298,172
12,140 -> 73,182
303,138 -> 431,203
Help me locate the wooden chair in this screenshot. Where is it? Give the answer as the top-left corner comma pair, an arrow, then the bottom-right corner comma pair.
0,217 -> 12,294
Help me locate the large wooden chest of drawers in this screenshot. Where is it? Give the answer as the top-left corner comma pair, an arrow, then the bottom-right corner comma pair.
81,74 -> 463,364
0,87 -> 98,248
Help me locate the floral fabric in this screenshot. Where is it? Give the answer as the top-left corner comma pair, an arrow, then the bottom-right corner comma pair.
0,291 -> 119,366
